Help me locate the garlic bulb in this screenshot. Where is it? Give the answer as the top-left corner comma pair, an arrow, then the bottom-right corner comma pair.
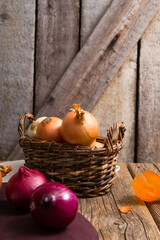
27,117 -> 47,138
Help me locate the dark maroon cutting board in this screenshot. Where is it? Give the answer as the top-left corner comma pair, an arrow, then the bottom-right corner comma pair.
0,184 -> 98,240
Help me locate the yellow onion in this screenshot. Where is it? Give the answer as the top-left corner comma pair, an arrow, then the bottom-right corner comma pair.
89,141 -> 104,148
36,117 -> 63,142
60,104 -> 99,146
27,117 -> 47,138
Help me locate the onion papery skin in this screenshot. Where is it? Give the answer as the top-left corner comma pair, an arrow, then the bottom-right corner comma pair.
132,171 -> 160,202
36,117 -> 63,142
30,182 -> 78,229
60,104 -> 99,146
27,117 -> 47,138
5,167 -> 47,210
143,170 -> 160,189
89,141 -> 104,148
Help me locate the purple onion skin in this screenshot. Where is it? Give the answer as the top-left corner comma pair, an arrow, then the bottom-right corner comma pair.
5,166 -> 47,210
30,182 -> 78,229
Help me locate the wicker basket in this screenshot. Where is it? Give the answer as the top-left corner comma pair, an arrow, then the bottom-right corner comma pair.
18,113 -> 126,197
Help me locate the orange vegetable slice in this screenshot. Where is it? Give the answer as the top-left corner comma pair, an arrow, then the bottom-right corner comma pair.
132,170 -> 160,202
119,206 -> 131,213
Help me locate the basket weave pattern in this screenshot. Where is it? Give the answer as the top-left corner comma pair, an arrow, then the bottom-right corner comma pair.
18,113 -> 126,197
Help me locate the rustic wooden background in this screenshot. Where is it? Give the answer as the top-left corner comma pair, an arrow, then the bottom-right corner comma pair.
0,0 -> 160,163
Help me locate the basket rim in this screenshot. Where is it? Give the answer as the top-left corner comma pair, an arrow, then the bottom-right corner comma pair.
19,135 -> 124,155
18,112 -> 126,155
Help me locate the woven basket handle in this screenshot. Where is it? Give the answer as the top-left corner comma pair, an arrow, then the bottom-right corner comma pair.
105,122 -> 126,153
18,112 -> 35,137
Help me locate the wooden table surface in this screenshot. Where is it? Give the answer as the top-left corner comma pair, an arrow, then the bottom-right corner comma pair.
1,161 -> 160,240
78,162 -> 160,240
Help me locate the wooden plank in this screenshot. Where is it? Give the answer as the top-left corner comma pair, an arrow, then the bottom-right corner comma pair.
8,0 -> 160,160
36,0 -> 160,118
128,163 -> 160,231
0,0 -> 35,160
80,0 -> 113,46
137,11 -> 160,163
92,47 -> 137,163
81,1 -> 137,164
35,0 -> 80,114
78,163 -> 160,239
6,144 -> 24,162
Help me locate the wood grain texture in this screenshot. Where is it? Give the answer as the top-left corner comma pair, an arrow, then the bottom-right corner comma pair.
80,0 -> 113,46
128,162 -> 160,231
137,11 -> 160,163
81,1 -> 137,164
7,0 -> 160,160
35,0 -> 79,114
36,0 -> 159,119
92,46 -> 137,164
0,0 -> 35,160
78,163 -> 160,240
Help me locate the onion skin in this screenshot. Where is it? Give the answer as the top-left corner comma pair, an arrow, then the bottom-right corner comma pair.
89,141 -> 104,148
36,117 -> 63,142
61,104 -> 99,146
0,165 -> 12,189
5,167 -> 47,210
119,206 -> 131,213
132,170 -> 160,202
30,182 -> 78,229
27,117 -> 47,138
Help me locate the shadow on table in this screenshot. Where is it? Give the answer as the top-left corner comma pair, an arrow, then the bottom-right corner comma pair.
0,198 -> 98,240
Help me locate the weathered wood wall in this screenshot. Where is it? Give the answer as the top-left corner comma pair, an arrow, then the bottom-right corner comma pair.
83,0 -> 137,163
138,10 -> 160,163
0,0 -> 160,163
0,0 -> 35,159
35,0 -> 80,114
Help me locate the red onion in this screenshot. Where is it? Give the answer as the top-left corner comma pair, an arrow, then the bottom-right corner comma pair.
30,182 -> 78,229
5,166 -> 47,210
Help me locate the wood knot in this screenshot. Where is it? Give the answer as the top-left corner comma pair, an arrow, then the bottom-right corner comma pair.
1,12 -> 10,21
107,33 -> 120,51
47,96 -> 55,105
